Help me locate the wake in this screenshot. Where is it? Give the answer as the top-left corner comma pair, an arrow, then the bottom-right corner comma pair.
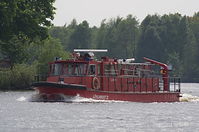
180,93 -> 199,102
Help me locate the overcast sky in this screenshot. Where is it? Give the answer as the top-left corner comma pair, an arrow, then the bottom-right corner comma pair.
53,0 -> 199,27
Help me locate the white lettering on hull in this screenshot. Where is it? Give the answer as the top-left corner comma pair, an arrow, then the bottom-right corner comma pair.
93,94 -> 108,100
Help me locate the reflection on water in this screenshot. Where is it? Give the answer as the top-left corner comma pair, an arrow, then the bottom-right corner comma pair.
0,83 -> 199,132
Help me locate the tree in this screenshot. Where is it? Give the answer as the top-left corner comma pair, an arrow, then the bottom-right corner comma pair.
37,38 -> 69,75
96,16 -> 139,58
0,0 -> 55,41
136,15 -> 164,61
0,0 -> 17,41
49,19 -> 78,50
181,16 -> 198,81
188,12 -> 199,81
0,0 -> 56,64
136,13 -> 199,81
112,15 -> 139,58
67,20 -> 91,51
49,26 -> 68,48
0,35 -> 30,67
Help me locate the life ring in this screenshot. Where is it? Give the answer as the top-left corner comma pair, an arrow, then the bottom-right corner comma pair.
92,77 -> 100,90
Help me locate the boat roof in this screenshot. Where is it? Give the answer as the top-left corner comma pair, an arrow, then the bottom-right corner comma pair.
49,58 -> 154,66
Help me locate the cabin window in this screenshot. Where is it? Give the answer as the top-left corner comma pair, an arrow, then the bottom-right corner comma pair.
63,63 -> 73,75
51,63 -> 62,76
62,63 -> 87,76
74,63 -> 87,75
88,65 -> 96,75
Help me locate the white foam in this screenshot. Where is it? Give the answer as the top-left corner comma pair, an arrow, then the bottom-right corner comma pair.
16,96 -> 26,101
180,93 -> 199,102
62,94 -> 124,103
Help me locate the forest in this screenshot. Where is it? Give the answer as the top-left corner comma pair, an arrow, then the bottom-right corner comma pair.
0,0 -> 199,90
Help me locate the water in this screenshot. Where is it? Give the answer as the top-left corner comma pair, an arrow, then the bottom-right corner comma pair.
0,83 -> 199,132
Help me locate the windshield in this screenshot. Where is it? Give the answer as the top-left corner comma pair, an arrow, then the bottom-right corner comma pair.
50,63 -> 87,76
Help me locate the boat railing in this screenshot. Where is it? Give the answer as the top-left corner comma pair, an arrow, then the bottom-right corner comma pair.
168,77 -> 181,92
95,75 -> 181,93
32,74 -> 180,93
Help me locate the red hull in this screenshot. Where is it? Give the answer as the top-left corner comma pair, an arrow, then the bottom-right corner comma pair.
35,86 -> 180,102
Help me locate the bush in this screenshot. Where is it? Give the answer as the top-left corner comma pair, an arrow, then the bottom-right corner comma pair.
0,63 -> 37,90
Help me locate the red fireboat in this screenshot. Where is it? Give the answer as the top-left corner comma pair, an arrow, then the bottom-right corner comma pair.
32,49 -> 181,102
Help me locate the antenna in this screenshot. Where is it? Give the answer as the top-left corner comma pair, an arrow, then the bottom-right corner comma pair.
74,49 -> 108,52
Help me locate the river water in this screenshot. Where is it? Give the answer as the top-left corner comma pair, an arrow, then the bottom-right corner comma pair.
0,83 -> 199,132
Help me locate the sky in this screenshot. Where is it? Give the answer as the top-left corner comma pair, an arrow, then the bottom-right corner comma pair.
53,0 -> 199,27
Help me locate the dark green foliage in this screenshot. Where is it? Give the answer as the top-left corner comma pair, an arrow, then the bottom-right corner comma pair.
67,21 -> 91,51
136,13 -> 199,81
137,15 -> 164,61
0,35 -> 30,66
95,15 -> 139,58
187,13 -> 199,82
51,20 -> 92,52
0,0 -> 55,41
0,0 -> 56,65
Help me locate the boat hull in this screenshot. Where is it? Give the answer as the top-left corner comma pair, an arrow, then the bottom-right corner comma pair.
32,82 -> 180,102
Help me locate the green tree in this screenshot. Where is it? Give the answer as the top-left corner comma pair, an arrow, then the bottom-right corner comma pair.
0,0 -> 56,64
67,20 -> 91,51
37,38 -> 69,75
188,12 -> 199,81
0,35 -> 30,67
0,0 -> 55,41
136,13 -> 199,81
136,15 -> 164,61
96,15 -> 139,58
49,19 -> 78,50
181,16 -> 198,81
112,15 -> 139,58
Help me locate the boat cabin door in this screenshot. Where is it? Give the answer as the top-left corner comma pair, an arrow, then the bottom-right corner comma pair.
88,64 -> 101,90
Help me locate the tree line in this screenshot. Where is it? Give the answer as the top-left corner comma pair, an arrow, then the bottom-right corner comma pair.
0,0 -> 199,90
